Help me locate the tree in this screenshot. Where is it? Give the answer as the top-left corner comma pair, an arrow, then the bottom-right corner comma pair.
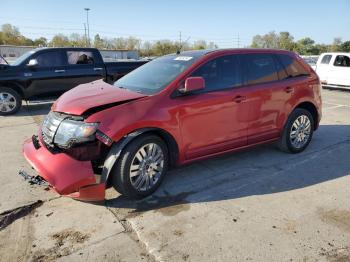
153,40 -> 177,56
126,36 -> 141,50
278,31 -> 295,51
208,41 -> 218,49
330,37 -> 342,52
49,34 -> 70,47
93,34 -> 105,49
251,31 -> 279,48
313,44 -> 329,55
141,41 -> 152,56
341,41 -> 350,52
295,37 -> 316,55
193,40 -> 207,50
69,33 -> 86,47
33,37 -> 47,47
112,37 -> 127,49
1,23 -> 35,46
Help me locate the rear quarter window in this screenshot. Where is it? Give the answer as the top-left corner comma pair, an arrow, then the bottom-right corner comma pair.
277,54 -> 309,77
321,55 -> 332,65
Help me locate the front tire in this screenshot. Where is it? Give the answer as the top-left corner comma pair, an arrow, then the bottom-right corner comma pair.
111,135 -> 169,198
278,108 -> 314,153
0,87 -> 22,115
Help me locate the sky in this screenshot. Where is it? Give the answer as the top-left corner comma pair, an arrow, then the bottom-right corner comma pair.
1,0 -> 349,48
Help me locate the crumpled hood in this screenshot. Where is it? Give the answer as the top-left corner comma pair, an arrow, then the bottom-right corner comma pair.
52,79 -> 146,116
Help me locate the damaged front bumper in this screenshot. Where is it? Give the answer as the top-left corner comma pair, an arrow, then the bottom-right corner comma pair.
22,135 -> 106,201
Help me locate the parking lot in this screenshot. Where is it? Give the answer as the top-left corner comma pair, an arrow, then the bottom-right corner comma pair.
1,89 -> 350,262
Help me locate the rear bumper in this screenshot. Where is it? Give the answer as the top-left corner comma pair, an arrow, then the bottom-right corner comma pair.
22,136 -> 105,201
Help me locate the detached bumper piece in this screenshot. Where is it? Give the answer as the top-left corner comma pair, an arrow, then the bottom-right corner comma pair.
22,136 -> 105,201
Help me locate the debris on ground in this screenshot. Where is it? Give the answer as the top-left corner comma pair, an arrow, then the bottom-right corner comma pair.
18,170 -> 49,186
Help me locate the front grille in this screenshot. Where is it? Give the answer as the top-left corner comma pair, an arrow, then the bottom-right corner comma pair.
41,111 -> 65,147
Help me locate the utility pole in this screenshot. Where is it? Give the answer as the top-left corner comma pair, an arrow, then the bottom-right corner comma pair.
237,33 -> 240,48
84,8 -> 91,47
179,31 -> 182,46
83,23 -> 88,47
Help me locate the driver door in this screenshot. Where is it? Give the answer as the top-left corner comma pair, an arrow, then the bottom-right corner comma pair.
176,54 -> 250,159
23,50 -> 68,98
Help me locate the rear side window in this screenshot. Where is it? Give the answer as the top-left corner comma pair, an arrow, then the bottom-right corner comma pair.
35,51 -> 65,67
190,55 -> 242,92
244,54 -> 278,85
67,51 -> 94,65
277,54 -> 309,77
334,55 -> 350,67
321,55 -> 332,64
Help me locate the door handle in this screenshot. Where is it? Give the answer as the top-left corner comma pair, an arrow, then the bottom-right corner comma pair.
233,95 -> 246,103
94,67 -> 103,71
285,86 -> 294,93
54,69 -> 65,73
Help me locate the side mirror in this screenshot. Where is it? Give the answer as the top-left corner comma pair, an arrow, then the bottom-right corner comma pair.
180,77 -> 205,94
27,59 -> 38,67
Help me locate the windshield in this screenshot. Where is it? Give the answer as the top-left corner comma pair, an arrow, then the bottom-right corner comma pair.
0,55 -> 8,65
114,54 -> 202,95
11,50 -> 36,66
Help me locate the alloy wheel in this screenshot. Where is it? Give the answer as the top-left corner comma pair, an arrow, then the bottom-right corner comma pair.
129,143 -> 165,191
0,92 -> 17,113
290,115 -> 311,149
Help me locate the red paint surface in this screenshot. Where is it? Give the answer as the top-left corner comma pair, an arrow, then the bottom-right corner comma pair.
52,79 -> 146,115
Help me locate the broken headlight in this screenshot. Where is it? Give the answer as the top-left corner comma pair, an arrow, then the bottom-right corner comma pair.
54,120 -> 99,149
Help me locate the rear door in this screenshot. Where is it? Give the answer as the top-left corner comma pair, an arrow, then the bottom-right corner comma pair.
23,50 -> 68,98
328,55 -> 350,86
61,50 -> 106,91
242,53 -> 290,144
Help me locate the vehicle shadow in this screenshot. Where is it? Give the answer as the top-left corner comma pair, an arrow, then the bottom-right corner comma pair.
105,124 -> 350,215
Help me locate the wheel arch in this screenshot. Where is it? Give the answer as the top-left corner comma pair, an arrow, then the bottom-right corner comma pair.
294,101 -> 319,130
101,127 -> 180,186
0,82 -> 25,99
125,127 -> 180,167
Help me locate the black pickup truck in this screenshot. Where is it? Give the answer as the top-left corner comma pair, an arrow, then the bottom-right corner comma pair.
0,48 -> 148,115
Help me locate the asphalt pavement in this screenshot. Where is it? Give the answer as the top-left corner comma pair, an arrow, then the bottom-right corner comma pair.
1,89 -> 350,262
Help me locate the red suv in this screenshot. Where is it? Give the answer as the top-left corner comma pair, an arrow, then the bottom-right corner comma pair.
23,49 -> 322,201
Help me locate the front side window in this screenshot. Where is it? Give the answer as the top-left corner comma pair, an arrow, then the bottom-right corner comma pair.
334,55 -> 350,67
35,51 -> 65,67
67,51 -> 94,65
277,54 -> 309,78
244,54 -> 278,85
321,55 -> 332,64
190,55 -> 242,92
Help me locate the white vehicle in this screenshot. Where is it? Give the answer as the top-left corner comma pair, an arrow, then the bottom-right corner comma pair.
316,52 -> 350,89
301,55 -> 318,70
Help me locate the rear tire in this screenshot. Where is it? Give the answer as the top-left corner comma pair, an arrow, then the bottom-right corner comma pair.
111,135 -> 169,198
278,108 -> 314,153
0,87 -> 22,115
